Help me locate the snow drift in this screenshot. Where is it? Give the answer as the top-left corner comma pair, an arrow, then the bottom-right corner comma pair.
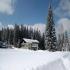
0,49 -> 70,70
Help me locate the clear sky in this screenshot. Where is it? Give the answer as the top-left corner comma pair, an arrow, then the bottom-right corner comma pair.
0,0 -> 59,25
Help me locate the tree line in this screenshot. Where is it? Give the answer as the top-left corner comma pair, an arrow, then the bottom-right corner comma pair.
0,24 -> 45,50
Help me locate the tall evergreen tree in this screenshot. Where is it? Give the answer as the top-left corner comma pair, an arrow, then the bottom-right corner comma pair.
62,31 -> 70,51
8,29 -> 14,44
20,25 -> 24,39
58,34 -> 64,51
28,27 -> 33,39
0,30 -> 2,41
45,4 -> 57,51
40,33 -> 45,50
6,27 -> 10,43
2,28 -> 6,42
13,24 -> 20,47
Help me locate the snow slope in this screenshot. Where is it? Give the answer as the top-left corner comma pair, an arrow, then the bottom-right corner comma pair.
0,49 -> 70,70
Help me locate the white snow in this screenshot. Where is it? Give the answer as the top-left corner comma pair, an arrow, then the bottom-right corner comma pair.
0,49 -> 70,70
23,38 -> 39,43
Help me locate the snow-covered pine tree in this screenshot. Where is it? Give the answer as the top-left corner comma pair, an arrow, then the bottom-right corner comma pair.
57,24 -> 65,51
62,31 -> 70,51
45,4 -> 57,51
58,33 -> 64,51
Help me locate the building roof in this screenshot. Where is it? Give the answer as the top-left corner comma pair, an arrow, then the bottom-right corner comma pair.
23,38 -> 39,43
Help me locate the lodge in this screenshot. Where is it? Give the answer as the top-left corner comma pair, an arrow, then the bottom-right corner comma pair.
21,38 -> 39,50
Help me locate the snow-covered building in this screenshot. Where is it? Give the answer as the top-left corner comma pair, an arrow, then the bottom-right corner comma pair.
21,38 -> 39,50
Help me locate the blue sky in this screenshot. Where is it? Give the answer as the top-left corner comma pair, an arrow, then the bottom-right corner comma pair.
0,0 -> 70,34
0,0 -> 59,25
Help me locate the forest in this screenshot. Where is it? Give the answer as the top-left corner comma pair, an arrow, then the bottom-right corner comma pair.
0,24 -> 45,50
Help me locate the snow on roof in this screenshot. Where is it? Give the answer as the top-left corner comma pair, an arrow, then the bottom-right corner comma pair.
23,38 -> 39,43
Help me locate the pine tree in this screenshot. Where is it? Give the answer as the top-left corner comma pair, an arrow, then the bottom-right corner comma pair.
0,30 -> 2,41
57,24 -> 65,51
62,31 -> 70,51
2,28 -> 6,42
6,27 -> 10,43
45,4 -> 57,51
58,34 -> 64,51
29,27 -> 33,39
8,29 -> 14,45
40,33 -> 45,50
20,25 -> 24,39
13,24 -> 20,47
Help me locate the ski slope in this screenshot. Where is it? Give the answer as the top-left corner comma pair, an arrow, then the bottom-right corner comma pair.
0,49 -> 70,70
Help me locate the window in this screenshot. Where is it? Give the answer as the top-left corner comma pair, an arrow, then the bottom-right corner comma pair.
32,43 -> 38,47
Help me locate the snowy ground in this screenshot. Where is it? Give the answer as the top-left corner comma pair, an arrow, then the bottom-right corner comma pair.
0,49 -> 70,70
